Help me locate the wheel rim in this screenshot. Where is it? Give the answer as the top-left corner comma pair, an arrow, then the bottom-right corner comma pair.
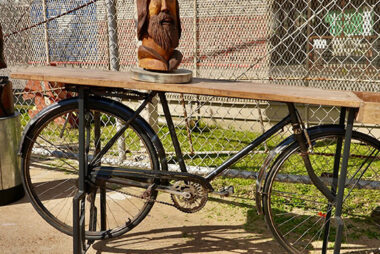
23,107 -> 158,239
265,134 -> 380,253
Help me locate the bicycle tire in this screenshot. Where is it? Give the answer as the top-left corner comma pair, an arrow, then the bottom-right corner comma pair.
263,127 -> 380,253
20,96 -> 161,240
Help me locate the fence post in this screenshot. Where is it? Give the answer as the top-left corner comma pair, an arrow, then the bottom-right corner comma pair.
42,0 -> 50,64
193,0 -> 198,77
106,0 -> 120,71
106,0 -> 125,162
305,0 -> 312,127
192,0 -> 202,130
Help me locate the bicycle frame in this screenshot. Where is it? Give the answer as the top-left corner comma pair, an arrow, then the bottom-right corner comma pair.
85,89 -> 296,183
86,89 -> 337,197
73,86 -> 357,254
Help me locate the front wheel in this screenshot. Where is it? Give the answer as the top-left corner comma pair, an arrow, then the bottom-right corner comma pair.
263,128 -> 380,253
21,96 -> 161,240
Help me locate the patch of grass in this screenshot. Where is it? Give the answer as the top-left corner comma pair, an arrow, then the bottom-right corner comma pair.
244,209 -> 262,232
157,123 -> 282,171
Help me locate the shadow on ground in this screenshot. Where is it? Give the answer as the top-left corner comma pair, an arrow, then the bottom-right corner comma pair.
91,196 -> 285,254
92,224 -> 283,254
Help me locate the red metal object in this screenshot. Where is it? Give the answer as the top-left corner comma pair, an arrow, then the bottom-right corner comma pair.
23,63 -> 75,123
23,80 -> 75,124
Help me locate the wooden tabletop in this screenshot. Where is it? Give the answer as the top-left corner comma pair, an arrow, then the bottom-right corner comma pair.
11,66 -> 363,109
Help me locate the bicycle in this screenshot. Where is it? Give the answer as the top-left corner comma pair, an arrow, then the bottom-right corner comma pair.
18,83 -> 380,253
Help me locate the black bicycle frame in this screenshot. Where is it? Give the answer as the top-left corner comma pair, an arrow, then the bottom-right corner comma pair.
72,87 -> 356,254
85,90 -> 337,199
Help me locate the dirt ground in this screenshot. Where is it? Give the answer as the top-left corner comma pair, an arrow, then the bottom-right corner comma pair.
0,194 -> 285,254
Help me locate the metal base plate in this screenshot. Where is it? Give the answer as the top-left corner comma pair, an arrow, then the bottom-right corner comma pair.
131,68 -> 192,84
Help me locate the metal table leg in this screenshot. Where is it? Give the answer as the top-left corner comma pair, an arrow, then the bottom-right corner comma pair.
73,87 -> 88,254
333,108 -> 356,254
94,111 -> 106,231
322,108 -> 346,254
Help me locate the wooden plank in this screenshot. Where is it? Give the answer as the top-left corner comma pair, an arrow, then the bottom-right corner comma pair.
11,66 -> 362,108
355,92 -> 380,125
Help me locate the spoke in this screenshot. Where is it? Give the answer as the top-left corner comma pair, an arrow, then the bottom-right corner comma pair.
106,190 -> 138,218
62,188 -> 78,225
283,214 -> 313,237
278,214 -> 300,227
273,190 -> 332,206
30,160 -> 77,175
89,124 -> 129,167
59,112 -> 75,138
293,206 -> 334,247
37,179 -> 76,198
38,134 -> 78,160
54,187 -> 78,224
343,150 -> 379,203
347,148 -> 377,181
105,198 -> 120,231
274,211 -> 297,217
27,135 -> 78,173
293,215 -> 324,245
125,193 -> 144,211
301,216 -> 333,252
44,185 -> 76,214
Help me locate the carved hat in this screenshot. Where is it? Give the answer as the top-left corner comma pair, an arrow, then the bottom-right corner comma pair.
137,0 -> 181,41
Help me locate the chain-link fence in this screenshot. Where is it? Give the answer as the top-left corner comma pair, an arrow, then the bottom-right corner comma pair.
1,0 -> 380,176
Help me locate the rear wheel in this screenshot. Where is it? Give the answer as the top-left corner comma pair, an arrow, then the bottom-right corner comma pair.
21,97 -> 160,240
263,128 -> 380,253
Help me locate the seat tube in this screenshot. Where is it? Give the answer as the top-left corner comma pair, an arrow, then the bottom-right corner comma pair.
158,92 -> 187,173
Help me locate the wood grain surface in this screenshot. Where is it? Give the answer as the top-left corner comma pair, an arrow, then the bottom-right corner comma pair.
11,66 -> 363,108
12,66 -> 380,124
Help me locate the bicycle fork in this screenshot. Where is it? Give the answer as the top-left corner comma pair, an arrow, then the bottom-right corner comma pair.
287,103 -> 357,254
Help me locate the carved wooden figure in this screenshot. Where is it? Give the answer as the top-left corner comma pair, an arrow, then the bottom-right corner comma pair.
0,24 -> 6,69
137,0 -> 183,72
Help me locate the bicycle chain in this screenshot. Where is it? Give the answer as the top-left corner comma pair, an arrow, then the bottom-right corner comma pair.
104,185 -> 178,208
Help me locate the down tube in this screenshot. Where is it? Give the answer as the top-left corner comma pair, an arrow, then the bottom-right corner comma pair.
205,115 -> 292,181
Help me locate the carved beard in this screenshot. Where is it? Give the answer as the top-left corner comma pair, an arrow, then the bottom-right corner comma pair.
147,12 -> 179,51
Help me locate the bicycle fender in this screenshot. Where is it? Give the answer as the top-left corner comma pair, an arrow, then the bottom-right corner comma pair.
255,124 -> 343,215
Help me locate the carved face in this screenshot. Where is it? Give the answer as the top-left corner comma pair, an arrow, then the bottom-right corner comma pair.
137,0 -> 181,51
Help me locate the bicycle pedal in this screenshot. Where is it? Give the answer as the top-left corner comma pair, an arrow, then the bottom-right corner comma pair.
214,186 -> 234,197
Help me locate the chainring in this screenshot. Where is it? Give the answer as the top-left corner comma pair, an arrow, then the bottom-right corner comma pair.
170,181 -> 208,213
